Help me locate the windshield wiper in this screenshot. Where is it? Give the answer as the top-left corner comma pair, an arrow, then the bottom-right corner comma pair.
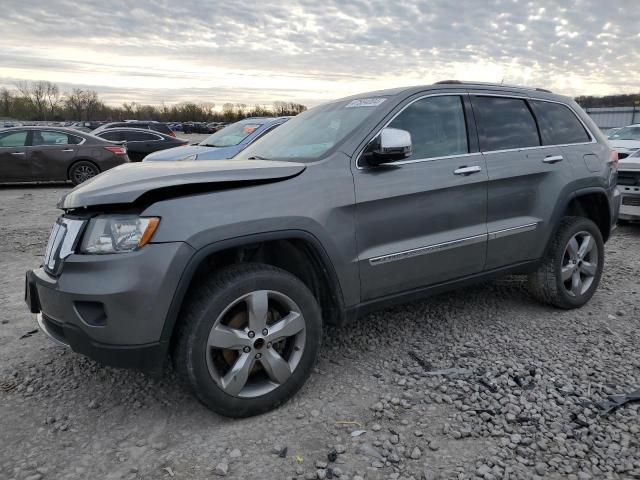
248,155 -> 269,160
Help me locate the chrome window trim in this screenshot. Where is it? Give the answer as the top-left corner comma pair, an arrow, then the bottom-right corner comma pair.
469,93 -> 597,150
355,91 -> 469,170
356,92 -> 598,169
30,129 -> 86,146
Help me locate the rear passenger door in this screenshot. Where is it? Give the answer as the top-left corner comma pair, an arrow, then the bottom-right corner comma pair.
470,94 -> 573,269
354,94 -> 488,301
30,130 -> 82,181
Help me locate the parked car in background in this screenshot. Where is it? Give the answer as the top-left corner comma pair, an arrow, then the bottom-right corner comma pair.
94,128 -> 188,162
144,117 -> 289,162
93,121 -> 175,137
0,126 -> 129,184
618,148 -> 640,222
607,124 -> 640,158
182,122 -> 210,134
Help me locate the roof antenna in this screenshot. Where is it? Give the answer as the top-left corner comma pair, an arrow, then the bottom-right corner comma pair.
500,78 -> 505,85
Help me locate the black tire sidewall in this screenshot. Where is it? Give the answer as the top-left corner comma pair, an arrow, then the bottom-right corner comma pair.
69,161 -> 99,185
184,267 -> 322,417
552,218 -> 605,308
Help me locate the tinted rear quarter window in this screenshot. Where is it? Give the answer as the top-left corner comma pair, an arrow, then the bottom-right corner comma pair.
531,101 -> 590,145
473,96 -> 540,151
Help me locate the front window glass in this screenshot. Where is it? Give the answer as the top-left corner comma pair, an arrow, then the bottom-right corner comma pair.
388,96 -> 468,160
609,126 -> 640,141
239,98 -> 387,161
0,130 -> 27,147
200,123 -> 262,147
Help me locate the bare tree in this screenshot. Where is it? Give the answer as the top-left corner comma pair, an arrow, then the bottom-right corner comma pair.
15,80 -> 48,119
65,88 -> 86,120
45,82 -> 61,119
0,88 -> 12,117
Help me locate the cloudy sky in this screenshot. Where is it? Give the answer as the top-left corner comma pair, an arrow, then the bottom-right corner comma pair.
2,0 -> 638,107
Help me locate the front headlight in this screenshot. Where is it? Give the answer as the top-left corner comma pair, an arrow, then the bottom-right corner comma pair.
179,154 -> 198,161
80,215 -> 160,254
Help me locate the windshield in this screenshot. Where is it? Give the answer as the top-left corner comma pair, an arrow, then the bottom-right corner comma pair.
609,126 -> 640,141
239,97 -> 388,161
200,122 -> 262,147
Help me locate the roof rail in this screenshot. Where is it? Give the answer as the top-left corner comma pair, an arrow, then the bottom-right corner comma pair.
434,80 -> 552,93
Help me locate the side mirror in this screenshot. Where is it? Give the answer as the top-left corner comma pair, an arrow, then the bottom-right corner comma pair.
362,128 -> 412,166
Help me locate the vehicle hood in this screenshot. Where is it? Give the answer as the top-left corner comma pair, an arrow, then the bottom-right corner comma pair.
60,160 -> 306,209
609,139 -> 640,152
144,144 -> 237,161
619,156 -> 640,171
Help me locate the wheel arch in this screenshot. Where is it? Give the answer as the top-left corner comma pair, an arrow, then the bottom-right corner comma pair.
67,158 -> 101,180
160,230 -> 347,348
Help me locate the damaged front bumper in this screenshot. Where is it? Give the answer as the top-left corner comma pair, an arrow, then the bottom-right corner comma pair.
25,241 -> 195,372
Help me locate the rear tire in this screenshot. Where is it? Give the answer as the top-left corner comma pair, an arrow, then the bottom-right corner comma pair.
69,161 -> 99,185
528,216 -> 604,309
173,263 -> 323,418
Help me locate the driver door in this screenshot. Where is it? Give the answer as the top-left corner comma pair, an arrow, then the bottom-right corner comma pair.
352,94 -> 489,301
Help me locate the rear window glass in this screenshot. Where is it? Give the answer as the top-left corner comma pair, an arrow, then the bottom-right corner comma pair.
32,131 -> 82,146
531,101 -> 590,145
473,96 -> 540,151
122,131 -> 159,142
0,130 -> 27,147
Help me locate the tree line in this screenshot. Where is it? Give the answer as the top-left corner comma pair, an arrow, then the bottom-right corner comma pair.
0,81 -> 307,122
575,93 -> 640,109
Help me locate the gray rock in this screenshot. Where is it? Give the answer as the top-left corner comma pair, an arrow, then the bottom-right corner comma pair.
214,463 -> 229,476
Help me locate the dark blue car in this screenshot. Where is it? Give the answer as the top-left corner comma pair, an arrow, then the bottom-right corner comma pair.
144,117 -> 289,162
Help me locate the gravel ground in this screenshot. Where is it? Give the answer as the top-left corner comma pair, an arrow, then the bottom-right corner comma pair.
1,186 -> 639,480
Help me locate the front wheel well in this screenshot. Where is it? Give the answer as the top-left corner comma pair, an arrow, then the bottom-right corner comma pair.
564,192 -> 611,242
176,238 -> 344,332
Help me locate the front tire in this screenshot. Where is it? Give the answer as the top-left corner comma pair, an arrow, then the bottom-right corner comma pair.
528,216 -> 604,309
173,263 -> 322,417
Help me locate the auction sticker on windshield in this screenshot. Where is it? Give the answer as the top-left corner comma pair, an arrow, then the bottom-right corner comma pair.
345,98 -> 387,108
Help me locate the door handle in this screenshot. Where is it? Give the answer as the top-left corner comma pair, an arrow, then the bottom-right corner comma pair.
454,165 -> 482,175
10,152 -> 25,156
543,155 -> 563,164
61,149 -> 74,152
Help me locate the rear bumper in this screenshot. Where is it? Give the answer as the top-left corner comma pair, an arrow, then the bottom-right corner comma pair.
25,241 -> 195,371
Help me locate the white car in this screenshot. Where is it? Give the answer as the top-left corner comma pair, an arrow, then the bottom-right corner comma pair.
618,149 -> 640,222
608,124 -> 640,158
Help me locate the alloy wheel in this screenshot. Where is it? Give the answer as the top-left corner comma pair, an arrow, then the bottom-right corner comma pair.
561,231 -> 598,297
73,165 -> 97,183
205,290 -> 306,398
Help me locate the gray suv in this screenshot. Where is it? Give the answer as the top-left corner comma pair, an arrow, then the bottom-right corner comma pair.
25,82 -> 621,417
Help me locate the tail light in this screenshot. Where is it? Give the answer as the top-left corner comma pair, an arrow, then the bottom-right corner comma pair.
104,146 -> 127,156
610,150 -> 619,171
169,131 -> 176,137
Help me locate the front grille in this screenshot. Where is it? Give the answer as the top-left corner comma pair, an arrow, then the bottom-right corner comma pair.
43,217 -> 86,276
618,171 -> 640,186
622,196 -> 640,207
